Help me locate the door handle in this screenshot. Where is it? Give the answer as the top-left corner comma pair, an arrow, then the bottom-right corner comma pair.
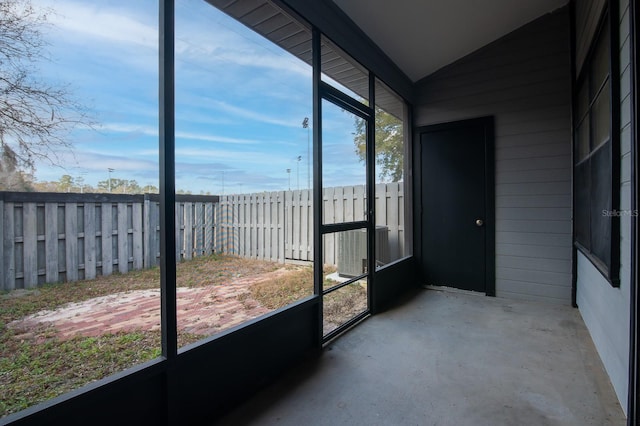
475,219 -> 484,227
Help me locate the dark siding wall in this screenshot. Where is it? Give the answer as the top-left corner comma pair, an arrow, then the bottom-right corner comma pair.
575,0 -> 633,412
414,8 -> 572,304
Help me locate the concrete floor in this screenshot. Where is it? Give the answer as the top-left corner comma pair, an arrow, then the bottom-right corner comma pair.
217,288 -> 626,425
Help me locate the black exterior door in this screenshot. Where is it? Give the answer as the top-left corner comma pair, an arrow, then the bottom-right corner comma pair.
419,118 -> 494,295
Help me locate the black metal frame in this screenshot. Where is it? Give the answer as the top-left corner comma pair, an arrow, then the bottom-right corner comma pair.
312,27 -> 323,349
317,66 -> 375,344
159,1 -> 178,422
572,0 -> 621,287
628,0 -> 639,423
570,0 -> 579,308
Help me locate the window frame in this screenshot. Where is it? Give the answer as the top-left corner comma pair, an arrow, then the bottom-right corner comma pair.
573,1 -> 621,287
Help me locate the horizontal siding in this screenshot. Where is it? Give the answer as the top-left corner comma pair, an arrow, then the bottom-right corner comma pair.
498,267 -> 571,287
415,8 -> 572,304
496,255 -> 571,274
496,168 -> 570,183
498,288 -> 571,304
574,0 -> 633,413
497,219 -> 571,234
496,182 -> 570,196
496,244 -> 571,261
496,207 -> 570,221
496,194 -> 571,208
496,231 -> 571,247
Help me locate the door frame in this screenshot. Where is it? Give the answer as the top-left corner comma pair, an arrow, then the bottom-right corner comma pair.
414,116 -> 495,296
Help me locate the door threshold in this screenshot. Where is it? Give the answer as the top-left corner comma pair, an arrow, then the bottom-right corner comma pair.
421,285 -> 486,297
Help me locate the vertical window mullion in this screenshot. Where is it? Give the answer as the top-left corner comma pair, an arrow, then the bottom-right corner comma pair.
159,0 -> 177,359
312,27 -> 323,347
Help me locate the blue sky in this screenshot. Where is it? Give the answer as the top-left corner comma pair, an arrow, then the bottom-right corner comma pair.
29,0 -> 364,194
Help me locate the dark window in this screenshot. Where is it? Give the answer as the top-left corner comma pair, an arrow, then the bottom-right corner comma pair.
573,7 -> 620,286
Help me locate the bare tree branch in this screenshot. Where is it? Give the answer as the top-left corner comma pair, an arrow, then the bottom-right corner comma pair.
0,0 -> 92,171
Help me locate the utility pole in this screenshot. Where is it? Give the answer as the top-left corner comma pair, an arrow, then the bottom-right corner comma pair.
302,117 -> 310,189
296,156 -> 302,190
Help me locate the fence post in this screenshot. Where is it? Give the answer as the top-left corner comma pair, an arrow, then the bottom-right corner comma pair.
278,191 -> 284,263
275,191 -> 285,263
117,203 -> 128,274
84,203 -> 97,280
4,201 -> 15,291
23,203 -> 38,288
132,202 -> 143,270
152,200 -> 160,266
194,202 -> 203,256
175,201 -> 182,263
101,203 -> 113,276
205,202 -> 213,255
143,195 -> 151,268
45,203 -> 59,284
65,203 -> 78,282
184,202 -> 193,260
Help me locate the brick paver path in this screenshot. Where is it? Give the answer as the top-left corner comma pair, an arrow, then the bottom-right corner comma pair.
10,269 -> 292,340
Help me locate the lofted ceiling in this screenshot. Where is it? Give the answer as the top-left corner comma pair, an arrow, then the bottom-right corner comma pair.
331,0 -> 569,82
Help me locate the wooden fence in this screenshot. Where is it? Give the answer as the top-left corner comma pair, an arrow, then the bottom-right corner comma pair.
214,182 -> 405,266
0,192 -> 219,291
0,183 -> 404,291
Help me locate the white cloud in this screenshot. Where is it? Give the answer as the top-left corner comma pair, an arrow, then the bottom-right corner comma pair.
208,100 -> 301,128
36,0 -> 157,49
174,148 -> 289,166
100,123 -> 258,145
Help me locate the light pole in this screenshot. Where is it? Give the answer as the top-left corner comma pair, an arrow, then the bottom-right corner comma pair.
296,155 -> 302,190
286,168 -> 291,190
107,168 -> 114,193
302,117 -> 310,189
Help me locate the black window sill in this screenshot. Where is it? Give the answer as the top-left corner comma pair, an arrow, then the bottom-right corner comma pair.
575,241 -> 620,287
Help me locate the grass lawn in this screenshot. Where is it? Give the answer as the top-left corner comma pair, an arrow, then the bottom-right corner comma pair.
0,254 -> 366,418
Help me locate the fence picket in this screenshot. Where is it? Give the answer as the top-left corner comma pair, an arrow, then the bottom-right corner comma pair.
194,202 -> 203,256
101,203 -> 113,276
45,203 -> 59,283
143,197 -> 151,268
117,203 -> 128,273
278,191 -> 285,263
84,203 -> 97,280
184,202 -> 193,260
4,202 -> 15,290
23,203 -> 38,288
205,202 -> 213,255
65,203 -> 78,282
284,191 -> 293,259
175,202 -> 182,262
132,202 -> 143,270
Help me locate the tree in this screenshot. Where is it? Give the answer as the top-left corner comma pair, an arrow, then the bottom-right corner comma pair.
57,174 -> 74,192
97,178 -> 140,194
0,0 -> 88,171
0,146 -> 34,190
353,107 -> 404,182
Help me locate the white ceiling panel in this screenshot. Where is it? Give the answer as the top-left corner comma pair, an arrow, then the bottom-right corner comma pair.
332,0 -> 569,81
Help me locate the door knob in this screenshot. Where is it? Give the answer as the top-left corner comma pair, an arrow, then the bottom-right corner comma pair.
475,219 -> 484,227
